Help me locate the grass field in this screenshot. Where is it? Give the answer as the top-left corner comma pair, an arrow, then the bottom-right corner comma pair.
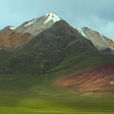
0,95 -> 114,114
0,73 -> 114,114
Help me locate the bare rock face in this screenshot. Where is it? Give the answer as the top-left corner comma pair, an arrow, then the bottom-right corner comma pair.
78,27 -> 114,51
0,27 -> 31,48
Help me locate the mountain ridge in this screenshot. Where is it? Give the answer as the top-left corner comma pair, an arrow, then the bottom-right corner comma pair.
0,12 -> 113,52
78,27 -> 114,51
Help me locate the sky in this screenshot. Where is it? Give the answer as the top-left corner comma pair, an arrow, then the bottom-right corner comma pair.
0,0 -> 114,40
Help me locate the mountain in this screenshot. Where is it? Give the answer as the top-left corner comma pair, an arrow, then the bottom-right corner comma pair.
0,20 -> 98,74
0,12 -> 61,48
0,12 -> 114,52
78,27 -> 114,51
0,12 -> 114,113
0,12 -> 113,96
15,12 -> 61,36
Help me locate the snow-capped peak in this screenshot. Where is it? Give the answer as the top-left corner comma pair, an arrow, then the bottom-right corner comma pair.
15,12 -> 62,36
24,12 -> 61,27
44,12 -> 61,24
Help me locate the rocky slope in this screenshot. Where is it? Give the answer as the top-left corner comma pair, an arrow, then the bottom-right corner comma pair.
78,27 -> 114,51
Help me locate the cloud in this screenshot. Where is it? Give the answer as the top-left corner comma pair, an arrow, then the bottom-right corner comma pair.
71,15 -> 114,40
0,0 -> 114,40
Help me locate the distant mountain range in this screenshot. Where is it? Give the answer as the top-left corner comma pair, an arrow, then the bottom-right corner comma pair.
0,12 -> 114,51
0,12 -> 114,94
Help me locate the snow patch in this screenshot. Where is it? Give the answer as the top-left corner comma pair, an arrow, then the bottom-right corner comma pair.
100,33 -> 103,38
78,28 -> 87,38
78,28 -> 91,40
24,18 -> 38,27
45,13 -> 49,17
100,33 -> 109,45
10,26 -> 17,30
44,12 -> 61,24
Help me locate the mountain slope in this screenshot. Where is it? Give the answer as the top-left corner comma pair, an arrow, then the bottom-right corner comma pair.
0,12 -> 113,95
78,27 -> 114,51
0,27 -> 31,48
55,62 -> 114,93
0,20 -> 98,74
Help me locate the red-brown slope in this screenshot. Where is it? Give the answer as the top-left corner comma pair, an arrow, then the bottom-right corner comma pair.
0,27 -> 31,48
55,63 -> 114,93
